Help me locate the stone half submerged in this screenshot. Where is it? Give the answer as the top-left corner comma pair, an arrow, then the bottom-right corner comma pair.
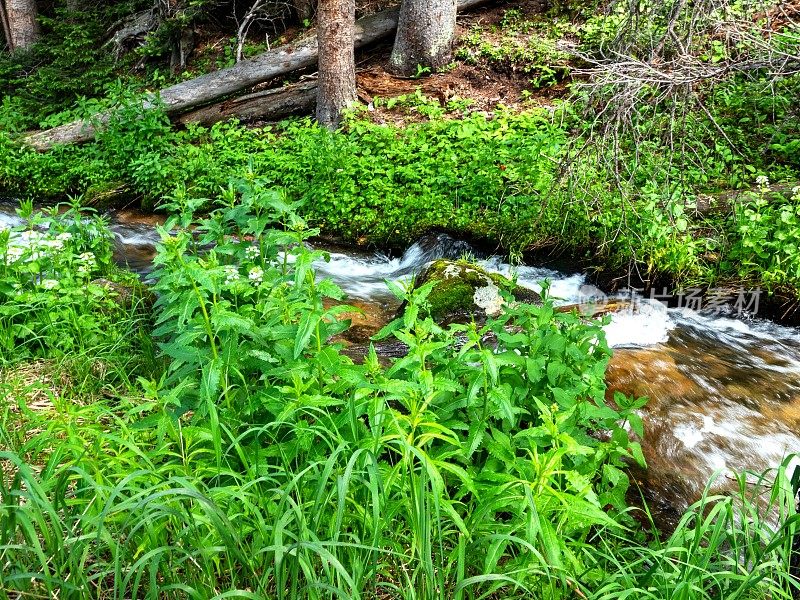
412,258 -> 541,324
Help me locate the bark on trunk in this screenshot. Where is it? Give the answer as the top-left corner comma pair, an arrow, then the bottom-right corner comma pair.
177,80 -> 318,127
316,0 -> 356,129
0,1 -> 13,51
23,0 -> 490,151
389,0 -> 457,76
5,0 -> 39,51
170,28 -> 195,73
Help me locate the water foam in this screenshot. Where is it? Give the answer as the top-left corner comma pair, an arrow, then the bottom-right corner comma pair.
0,211 -> 23,230
311,235 -> 681,348
110,224 -> 162,247
670,407 -> 800,482
605,299 -> 676,348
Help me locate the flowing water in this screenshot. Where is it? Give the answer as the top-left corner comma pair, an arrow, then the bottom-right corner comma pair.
3,203 -> 799,529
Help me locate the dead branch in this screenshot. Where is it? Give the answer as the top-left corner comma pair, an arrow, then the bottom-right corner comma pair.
234,0 -> 293,62
567,0 -> 800,189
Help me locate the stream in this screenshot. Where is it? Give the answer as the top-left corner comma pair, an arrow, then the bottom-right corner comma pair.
3,203 -> 800,529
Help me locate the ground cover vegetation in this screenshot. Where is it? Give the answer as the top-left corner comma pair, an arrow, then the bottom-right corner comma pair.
1,0 -> 800,597
3,81 -> 800,298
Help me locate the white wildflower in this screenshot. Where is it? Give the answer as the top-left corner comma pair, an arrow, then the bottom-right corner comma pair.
40,279 -> 59,290
77,263 -> 91,275
43,239 -> 64,251
223,265 -> 240,284
792,186 -> 800,200
56,232 -> 72,242
5,245 -> 24,263
756,175 -> 770,189
473,283 -> 504,317
248,266 -> 264,284
245,245 -> 260,259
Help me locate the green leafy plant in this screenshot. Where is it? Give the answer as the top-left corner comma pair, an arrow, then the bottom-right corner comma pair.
728,181 -> 800,294
455,12 -> 571,86
413,64 -> 433,78
0,5 -> 127,127
0,201 -> 147,363
141,177 -> 645,595
0,178 -> 797,599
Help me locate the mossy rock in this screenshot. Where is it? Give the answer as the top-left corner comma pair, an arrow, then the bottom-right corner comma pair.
413,259 -> 540,324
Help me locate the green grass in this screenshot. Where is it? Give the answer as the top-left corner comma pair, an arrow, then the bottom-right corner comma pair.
1,369 -> 798,599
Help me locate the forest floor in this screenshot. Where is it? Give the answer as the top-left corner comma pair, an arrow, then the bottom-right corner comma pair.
183,0 -> 571,127
357,0 -> 569,122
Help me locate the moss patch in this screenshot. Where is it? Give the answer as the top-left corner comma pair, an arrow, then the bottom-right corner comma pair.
416,259 -> 540,323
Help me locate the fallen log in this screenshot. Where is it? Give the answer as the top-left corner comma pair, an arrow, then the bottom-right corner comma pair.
177,80 -> 318,127
694,183 -> 800,216
24,0 -> 491,151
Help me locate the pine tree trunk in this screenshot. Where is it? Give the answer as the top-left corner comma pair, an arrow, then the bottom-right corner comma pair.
0,2 -> 13,50
389,0 -> 457,76
315,0 -> 355,130
5,0 -> 39,51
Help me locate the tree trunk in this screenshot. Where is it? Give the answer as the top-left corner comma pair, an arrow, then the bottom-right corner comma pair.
316,0 -> 356,129
5,0 -> 39,51
170,27 -> 194,73
23,0 -> 490,151
0,1 -> 13,51
389,0 -> 457,76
